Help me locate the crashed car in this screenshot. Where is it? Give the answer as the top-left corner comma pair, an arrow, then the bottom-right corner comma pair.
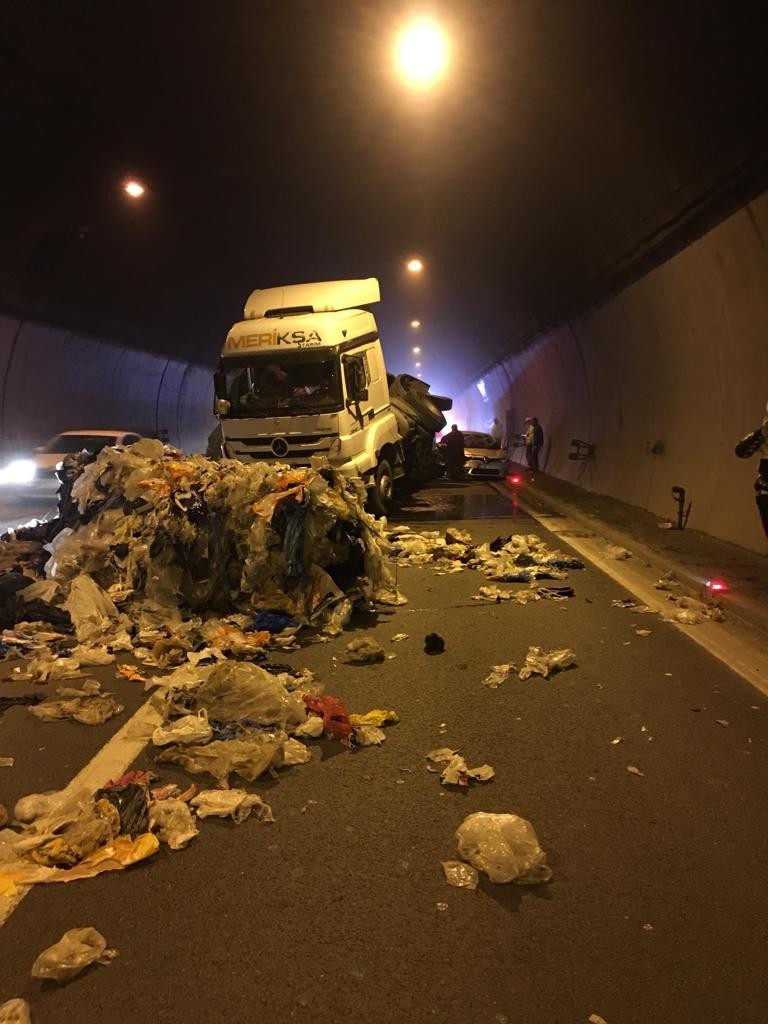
0,430 -> 142,489
462,432 -> 508,479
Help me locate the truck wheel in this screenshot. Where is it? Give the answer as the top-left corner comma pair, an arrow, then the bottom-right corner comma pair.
368,459 -> 394,517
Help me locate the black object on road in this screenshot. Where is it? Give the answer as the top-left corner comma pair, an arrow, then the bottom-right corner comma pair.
424,632 -> 445,655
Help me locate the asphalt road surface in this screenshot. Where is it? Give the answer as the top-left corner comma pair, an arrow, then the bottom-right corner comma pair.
1,479 -> 767,1024
0,490 -> 57,534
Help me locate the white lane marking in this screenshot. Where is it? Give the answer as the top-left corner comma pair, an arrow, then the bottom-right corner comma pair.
491,483 -> 768,695
0,696 -> 163,927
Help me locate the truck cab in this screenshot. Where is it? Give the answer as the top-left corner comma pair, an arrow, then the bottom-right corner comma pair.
213,278 -> 404,513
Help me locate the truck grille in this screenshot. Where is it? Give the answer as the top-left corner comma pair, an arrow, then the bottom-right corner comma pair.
225,434 -> 333,465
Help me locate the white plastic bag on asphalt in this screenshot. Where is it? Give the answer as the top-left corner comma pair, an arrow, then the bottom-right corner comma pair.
455,812 -> 552,884
191,789 -> 274,824
152,712 -> 212,747
31,926 -> 117,982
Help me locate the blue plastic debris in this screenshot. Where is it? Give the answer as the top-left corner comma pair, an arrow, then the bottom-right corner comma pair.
247,611 -> 296,635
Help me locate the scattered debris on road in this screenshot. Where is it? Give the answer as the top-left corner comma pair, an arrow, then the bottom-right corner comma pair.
519,646 -> 576,680
426,748 -> 495,787
626,766 -> 644,777
605,544 -> 631,560
482,664 -> 514,688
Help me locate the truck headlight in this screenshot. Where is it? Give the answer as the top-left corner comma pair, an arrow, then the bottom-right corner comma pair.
0,459 -> 36,484
214,398 -> 231,416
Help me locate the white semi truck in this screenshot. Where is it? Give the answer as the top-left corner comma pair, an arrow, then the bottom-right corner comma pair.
211,278 -> 452,514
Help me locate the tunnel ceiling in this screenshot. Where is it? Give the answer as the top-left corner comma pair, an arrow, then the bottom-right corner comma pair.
2,0 -> 768,395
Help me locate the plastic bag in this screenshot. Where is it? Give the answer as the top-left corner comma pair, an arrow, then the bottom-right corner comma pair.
303,694 -> 352,742
149,798 -> 198,849
455,812 -> 552,885
62,574 -> 122,642
345,637 -> 385,664
31,926 -> 116,983
71,644 -> 115,666
190,662 -> 305,727
29,796 -> 120,868
156,737 -> 282,788
293,715 -> 324,739
518,646 -> 576,681
152,712 -> 212,747
282,738 -> 311,765
441,860 -> 479,890
0,998 -> 31,1023
353,725 -> 386,746
28,683 -> 124,726
191,789 -> 273,824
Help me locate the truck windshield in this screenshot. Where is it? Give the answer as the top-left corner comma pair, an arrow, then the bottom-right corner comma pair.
220,352 -> 343,417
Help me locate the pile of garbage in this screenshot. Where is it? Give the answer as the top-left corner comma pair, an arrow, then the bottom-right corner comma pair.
0,441 -> 401,655
0,658 -> 398,888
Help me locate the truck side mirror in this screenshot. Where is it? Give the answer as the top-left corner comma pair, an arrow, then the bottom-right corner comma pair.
357,386 -> 368,402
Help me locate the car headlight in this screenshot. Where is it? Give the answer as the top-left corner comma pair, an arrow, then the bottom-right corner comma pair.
0,459 -> 36,484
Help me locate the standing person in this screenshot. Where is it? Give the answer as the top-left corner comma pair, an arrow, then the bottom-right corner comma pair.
525,416 -> 543,473
490,417 -> 503,446
441,424 -> 466,481
735,410 -> 768,538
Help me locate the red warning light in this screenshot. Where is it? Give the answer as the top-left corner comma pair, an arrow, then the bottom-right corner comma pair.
706,579 -> 727,592
507,474 -> 523,486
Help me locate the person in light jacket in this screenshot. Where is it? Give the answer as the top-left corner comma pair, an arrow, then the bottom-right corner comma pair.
735,411 -> 768,538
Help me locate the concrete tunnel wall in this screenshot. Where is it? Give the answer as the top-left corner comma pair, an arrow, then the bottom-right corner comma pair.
0,314 -> 215,457
452,190 -> 768,553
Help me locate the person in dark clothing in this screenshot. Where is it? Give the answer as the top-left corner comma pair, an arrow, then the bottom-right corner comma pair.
524,416 -> 544,473
441,424 -> 466,480
735,412 -> 768,538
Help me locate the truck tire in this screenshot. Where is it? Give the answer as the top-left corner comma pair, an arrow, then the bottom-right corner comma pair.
368,458 -> 394,517
206,424 -> 224,459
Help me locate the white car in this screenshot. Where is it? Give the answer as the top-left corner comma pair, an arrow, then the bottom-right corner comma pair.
0,430 -> 142,487
462,431 -> 509,479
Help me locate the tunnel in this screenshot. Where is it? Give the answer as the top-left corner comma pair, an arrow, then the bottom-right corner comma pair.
452,190 -> 768,553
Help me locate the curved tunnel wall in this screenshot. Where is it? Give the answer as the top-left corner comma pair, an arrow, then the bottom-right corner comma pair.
0,316 -> 214,457
453,190 -> 768,553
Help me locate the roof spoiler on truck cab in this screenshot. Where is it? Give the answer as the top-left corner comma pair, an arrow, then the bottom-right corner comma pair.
244,279 -> 380,320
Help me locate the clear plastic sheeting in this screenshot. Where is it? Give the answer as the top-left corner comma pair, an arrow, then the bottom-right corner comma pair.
31,927 -> 117,983
151,712 -> 213,747
455,812 -> 552,885
190,789 -> 274,823
519,646 -> 576,681
156,737 -> 283,788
